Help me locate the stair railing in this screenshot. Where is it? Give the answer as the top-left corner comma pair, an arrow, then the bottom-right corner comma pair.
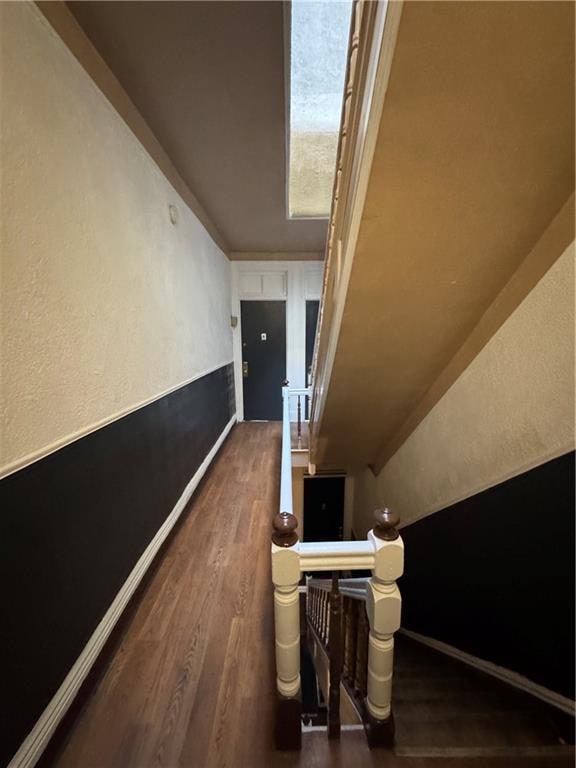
284,385 -> 310,450
272,386 -> 403,750
307,578 -> 375,733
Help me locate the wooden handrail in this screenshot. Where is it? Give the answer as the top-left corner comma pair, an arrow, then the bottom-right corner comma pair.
307,577 -> 369,601
328,573 -> 343,739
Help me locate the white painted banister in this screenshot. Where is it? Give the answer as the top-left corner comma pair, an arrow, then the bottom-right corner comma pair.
272,384 -> 404,750
365,518 -> 403,738
285,387 -> 310,396
299,540 -> 375,571
279,385 -> 293,516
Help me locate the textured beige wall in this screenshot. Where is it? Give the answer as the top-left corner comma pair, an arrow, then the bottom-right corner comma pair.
0,3 -> 233,476
353,243 -> 575,534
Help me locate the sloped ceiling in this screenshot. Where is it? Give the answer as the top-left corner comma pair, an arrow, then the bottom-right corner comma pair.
66,1 -> 327,255
318,0 -> 574,467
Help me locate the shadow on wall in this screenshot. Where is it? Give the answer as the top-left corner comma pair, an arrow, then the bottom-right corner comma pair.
398,451 -> 575,700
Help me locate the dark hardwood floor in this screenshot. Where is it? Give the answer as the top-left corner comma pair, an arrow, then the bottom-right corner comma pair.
46,423 -> 573,768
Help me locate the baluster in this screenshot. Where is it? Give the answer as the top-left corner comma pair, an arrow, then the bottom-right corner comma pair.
343,596 -> 358,690
364,508 -> 403,748
312,588 -> 318,632
297,396 -> 302,448
328,573 -> 342,739
342,596 -> 350,682
323,591 -> 329,645
309,587 -> 314,629
271,511 -> 301,750
299,588 -> 307,641
342,597 -> 350,684
355,605 -> 369,696
351,599 -> 360,691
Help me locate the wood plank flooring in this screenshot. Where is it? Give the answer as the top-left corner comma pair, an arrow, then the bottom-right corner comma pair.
51,423 -> 279,768
47,423 -> 573,768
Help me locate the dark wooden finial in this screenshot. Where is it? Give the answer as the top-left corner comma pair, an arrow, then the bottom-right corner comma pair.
272,512 -> 299,547
373,508 -> 400,541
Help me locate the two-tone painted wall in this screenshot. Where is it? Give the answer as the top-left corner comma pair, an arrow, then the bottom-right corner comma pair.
352,240 -> 575,705
0,4 -> 234,764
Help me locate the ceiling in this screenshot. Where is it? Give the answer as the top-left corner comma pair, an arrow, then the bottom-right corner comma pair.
66,1 -> 327,255
318,0 -> 575,467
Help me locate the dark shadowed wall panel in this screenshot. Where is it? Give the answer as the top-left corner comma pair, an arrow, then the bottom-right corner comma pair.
399,451 -> 575,700
0,364 -> 234,765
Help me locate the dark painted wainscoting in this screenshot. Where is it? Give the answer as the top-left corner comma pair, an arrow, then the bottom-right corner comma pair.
400,451 -> 575,701
0,363 -> 234,765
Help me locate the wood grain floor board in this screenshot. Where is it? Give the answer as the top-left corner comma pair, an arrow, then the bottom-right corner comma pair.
47,423 -> 572,768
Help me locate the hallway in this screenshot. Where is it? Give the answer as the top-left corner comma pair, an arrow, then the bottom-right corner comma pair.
43,421 -> 572,768
50,422 -> 280,768
44,422 -> 385,768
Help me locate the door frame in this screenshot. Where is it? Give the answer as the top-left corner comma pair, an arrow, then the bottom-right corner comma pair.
231,261 -> 323,422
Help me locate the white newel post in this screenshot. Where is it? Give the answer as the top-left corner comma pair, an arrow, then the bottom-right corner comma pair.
271,511 -> 301,750
365,508 -> 403,747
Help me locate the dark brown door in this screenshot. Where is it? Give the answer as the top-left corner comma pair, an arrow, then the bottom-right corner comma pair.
303,476 -> 345,542
241,300 -> 286,420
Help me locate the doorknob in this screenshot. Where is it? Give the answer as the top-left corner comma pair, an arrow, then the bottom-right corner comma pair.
242,361 -> 248,377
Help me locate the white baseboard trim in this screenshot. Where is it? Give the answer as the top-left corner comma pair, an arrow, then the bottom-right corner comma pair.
400,628 -> 575,716
395,745 -> 575,758
8,415 -> 236,768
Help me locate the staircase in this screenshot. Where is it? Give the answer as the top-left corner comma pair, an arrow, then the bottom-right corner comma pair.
304,577 -> 574,759
393,635 -> 573,758
273,384 -> 575,760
